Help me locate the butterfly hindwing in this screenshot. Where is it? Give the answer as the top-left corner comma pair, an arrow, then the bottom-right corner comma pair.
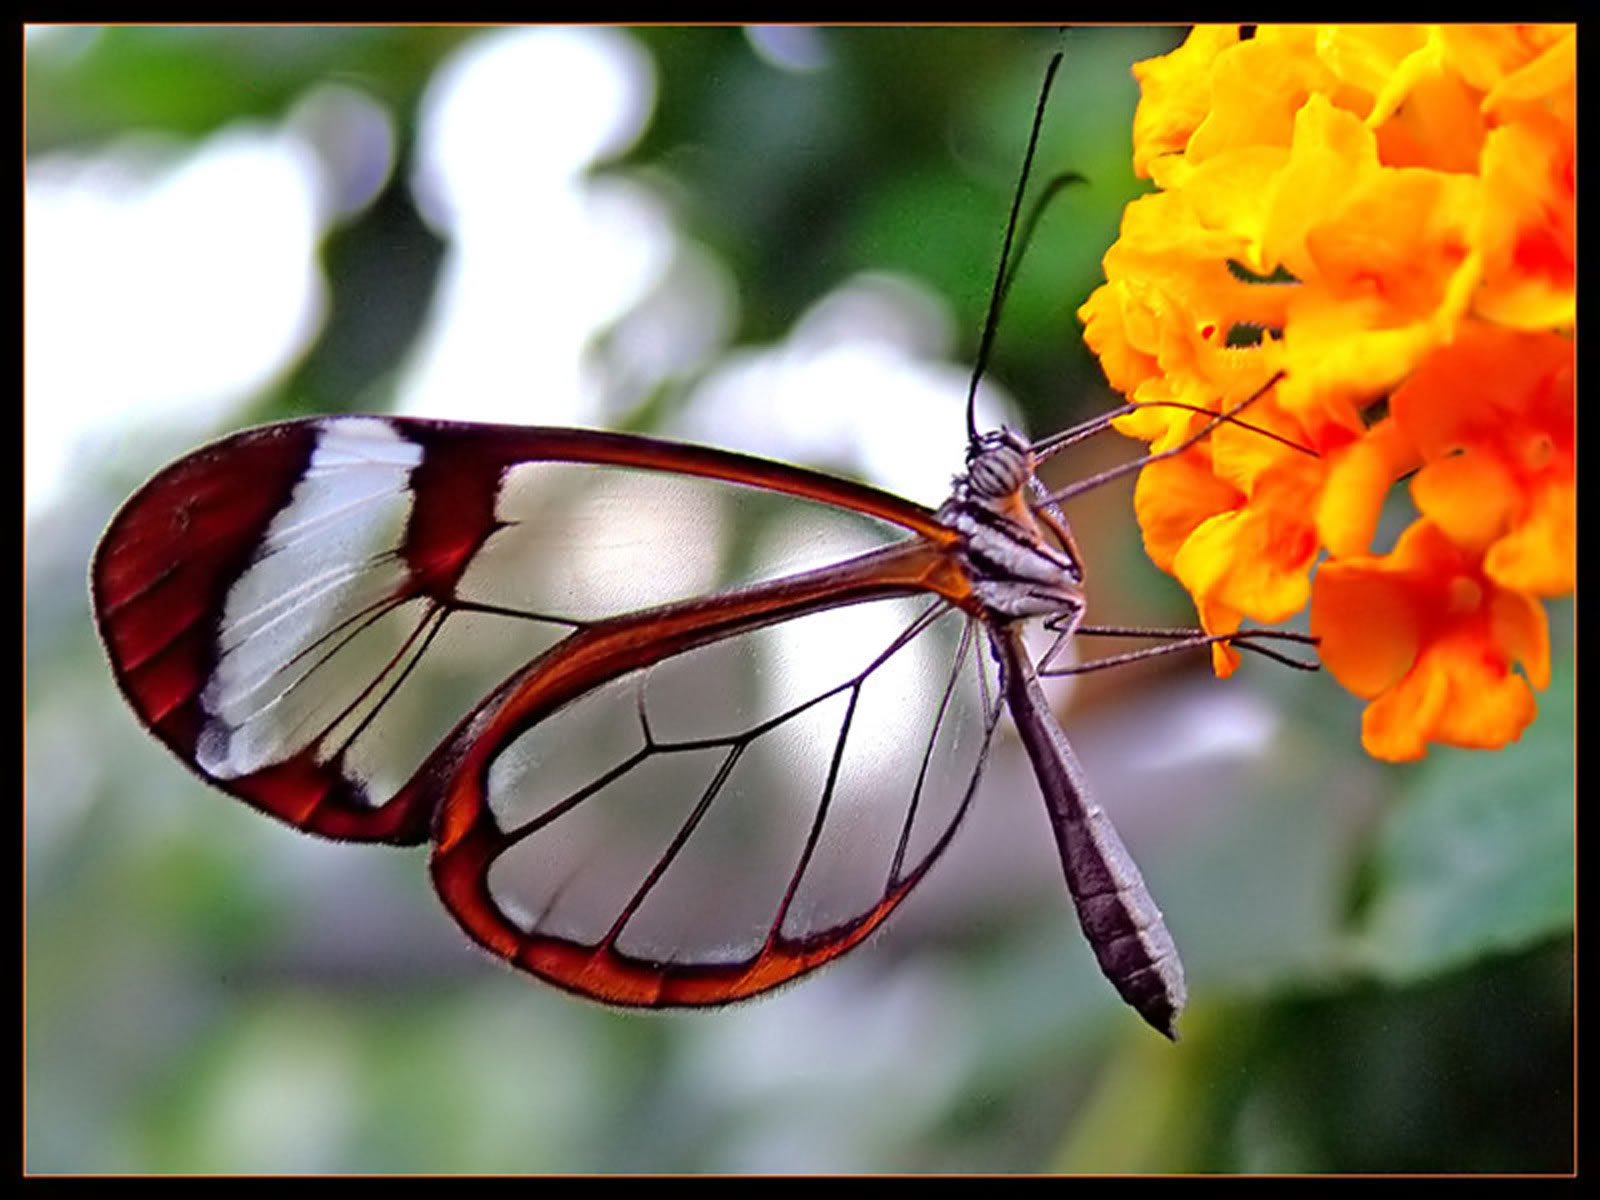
430,588 -> 1005,1005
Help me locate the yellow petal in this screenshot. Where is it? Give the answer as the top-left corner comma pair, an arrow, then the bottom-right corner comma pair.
1261,96 -> 1380,281
1480,28 -> 1576,116
1080,282 -> 1160,396
1314,24 -> 1429,113
1189,28 -> 1333,163
1317,418 -> 1418,557
1437,24 -> 1572,94
1131,25 -> 1243,177
1473,118 -> 1575,330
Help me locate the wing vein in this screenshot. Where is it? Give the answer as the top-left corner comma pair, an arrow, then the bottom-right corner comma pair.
890,612 -> 977,885
601,744 -> 749,954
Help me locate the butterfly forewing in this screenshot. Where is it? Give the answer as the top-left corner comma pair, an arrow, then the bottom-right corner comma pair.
93,416 -> 947,845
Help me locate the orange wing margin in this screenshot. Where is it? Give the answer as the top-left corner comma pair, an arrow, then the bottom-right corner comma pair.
425,538 -> 993,1006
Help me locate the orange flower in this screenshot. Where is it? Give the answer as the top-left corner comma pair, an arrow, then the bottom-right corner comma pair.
1311,520 -> 1549,761
1128,387 -> 1328,676
1080,24 -> 1574,759
1392,324 -> 1574,596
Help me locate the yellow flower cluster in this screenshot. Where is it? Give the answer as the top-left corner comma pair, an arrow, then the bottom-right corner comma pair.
1079,25 -> 1574,761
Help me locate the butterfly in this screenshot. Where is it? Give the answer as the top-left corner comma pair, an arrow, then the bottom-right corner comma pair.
88,49 -> 1304,1041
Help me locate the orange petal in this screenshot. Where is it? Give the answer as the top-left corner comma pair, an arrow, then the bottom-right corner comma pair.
1311,559 -> 1419,698
1362,30 -> 1486,173
1424,633 -> 1540,750
1301,167 -> 1478,320
1390,323 -> 1573,454
1174,506 -> 1313,625
1080,281 -> 1160,397
1211,639 -> 1242,678
1479,27 -> 1576,117
1207,394 -> 1315,495
1489,586 -> 1551,691
1410,451 -> 1518,552
1191,597 -> 1243,678
1485,476 -> 1575,596
1133,450 -> 1240,572
1360,658 -> 1447,761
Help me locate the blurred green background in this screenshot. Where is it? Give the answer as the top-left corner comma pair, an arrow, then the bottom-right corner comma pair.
26,26 -> 1572,1173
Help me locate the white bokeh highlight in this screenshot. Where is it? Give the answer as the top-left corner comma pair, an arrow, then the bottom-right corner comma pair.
395,27 -> 668,428
673,273 -> 1019,508
30,26 -> 1023,519
26,123 -> 332,514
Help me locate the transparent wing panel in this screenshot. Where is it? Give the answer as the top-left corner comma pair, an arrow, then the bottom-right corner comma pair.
460,460 -> 905,619
182,420 -> 913,816
478,596 -> 1001,973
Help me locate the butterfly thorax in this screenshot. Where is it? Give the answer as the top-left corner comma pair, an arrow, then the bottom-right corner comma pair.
939,430 -> 1086,623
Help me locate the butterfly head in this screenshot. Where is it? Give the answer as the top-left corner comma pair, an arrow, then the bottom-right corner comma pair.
963,427 -> 1033,500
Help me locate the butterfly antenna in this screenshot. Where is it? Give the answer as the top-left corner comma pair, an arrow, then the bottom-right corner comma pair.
997,169 -> 1086,315
966,48 -> 1064,455
1042,370 -> 1290,507
1029,396 -> 1318,464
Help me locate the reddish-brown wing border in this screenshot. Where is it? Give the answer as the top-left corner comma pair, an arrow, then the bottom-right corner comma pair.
423,541 -> 993,1005
91,418 -> 961,844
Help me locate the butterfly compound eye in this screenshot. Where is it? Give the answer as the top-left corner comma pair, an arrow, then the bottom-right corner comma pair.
966,438 -> 1031,501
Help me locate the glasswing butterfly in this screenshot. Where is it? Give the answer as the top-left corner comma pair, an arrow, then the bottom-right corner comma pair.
88,46 -> 1305,1040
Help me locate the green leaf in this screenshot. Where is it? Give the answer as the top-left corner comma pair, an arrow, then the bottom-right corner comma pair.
1345,652 -> 1574,981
